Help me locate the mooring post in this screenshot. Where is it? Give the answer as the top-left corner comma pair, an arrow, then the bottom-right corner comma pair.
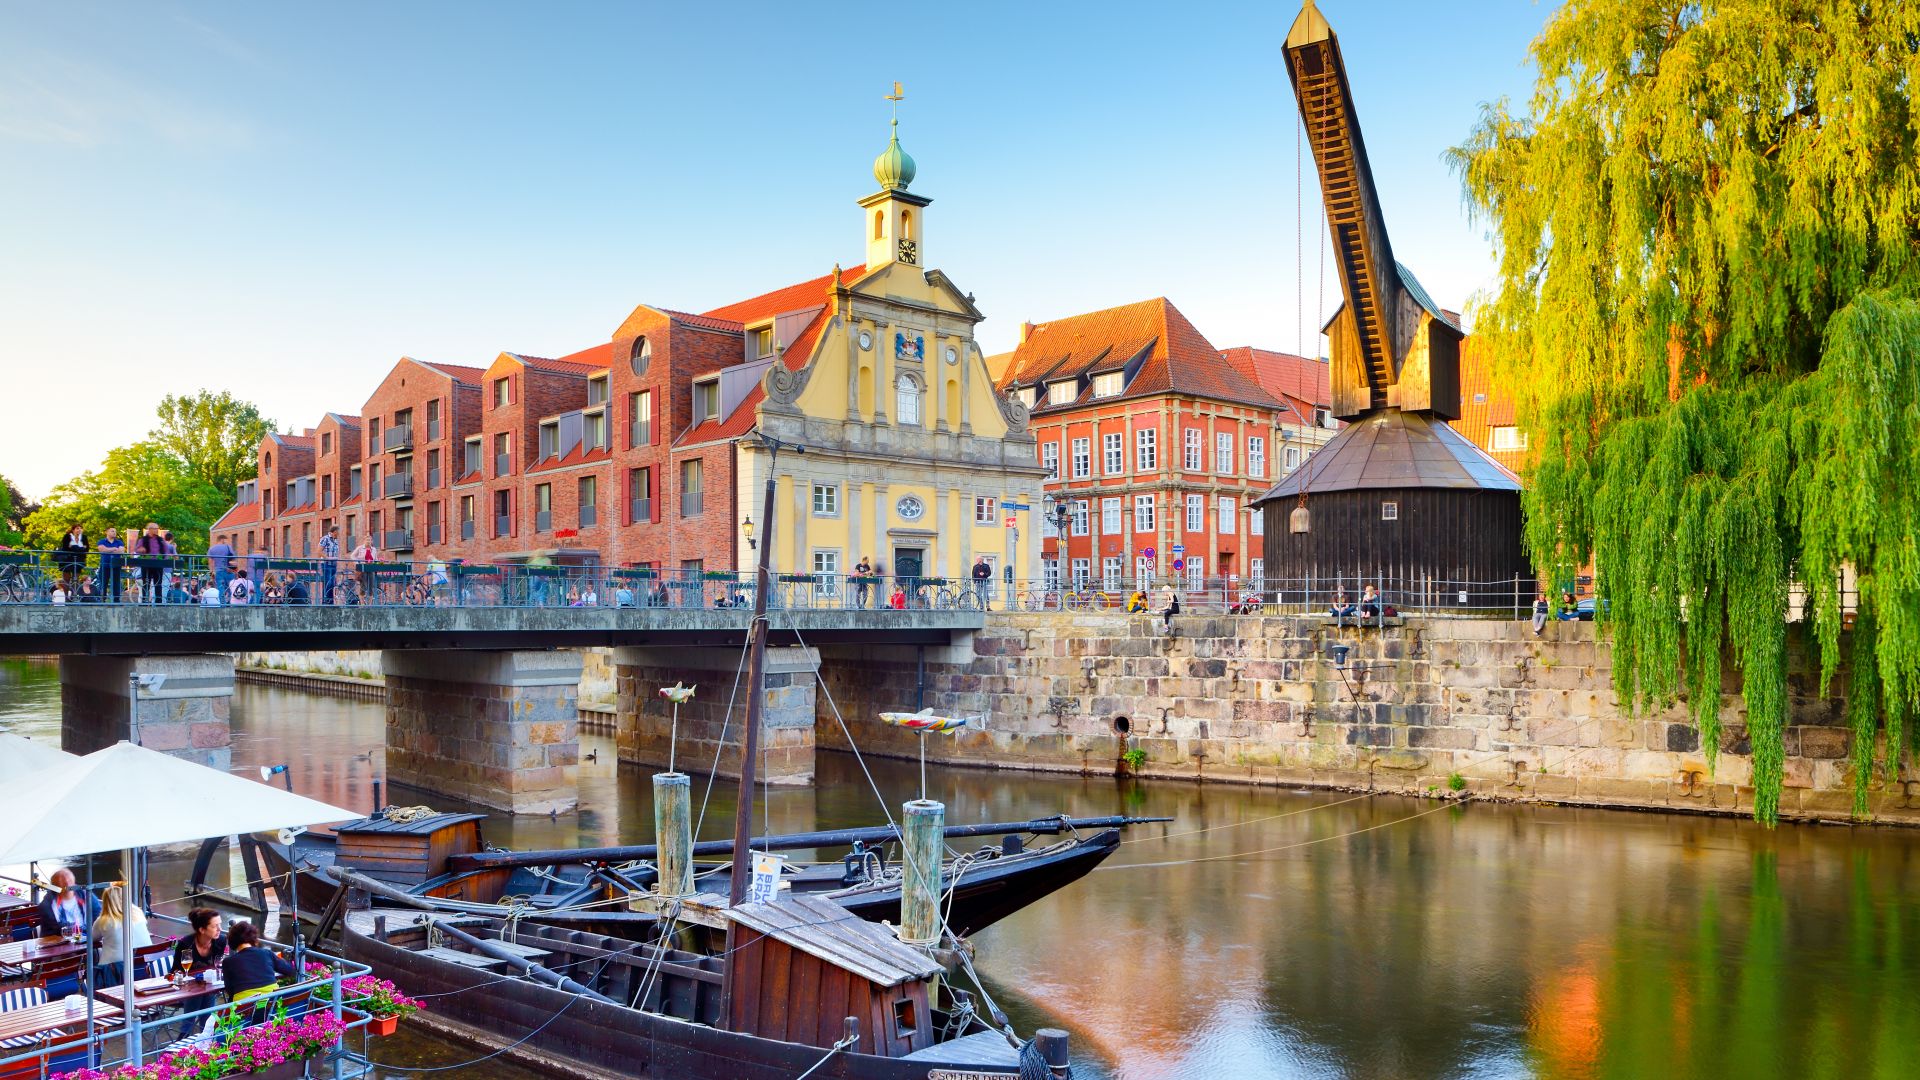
900,798 -> 944,946
651,771 -> 693,902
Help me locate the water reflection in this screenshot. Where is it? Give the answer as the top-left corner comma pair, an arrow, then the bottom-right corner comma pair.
3,662 -> 1918,1080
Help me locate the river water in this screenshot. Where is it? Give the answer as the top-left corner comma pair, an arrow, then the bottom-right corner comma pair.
3,656 -> 1917,1080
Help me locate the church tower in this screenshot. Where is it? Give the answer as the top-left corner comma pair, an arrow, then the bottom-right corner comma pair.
860,115 -> 931,270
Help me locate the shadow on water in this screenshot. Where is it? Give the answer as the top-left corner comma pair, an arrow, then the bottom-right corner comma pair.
4,665 -> 1919,1079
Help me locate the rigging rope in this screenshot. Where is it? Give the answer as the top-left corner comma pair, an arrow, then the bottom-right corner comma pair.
1097,801 -> 1456,872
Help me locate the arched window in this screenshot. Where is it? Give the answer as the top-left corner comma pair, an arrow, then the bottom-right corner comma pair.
629,336 -> 651,376
895,372 -> 923,426
900,210 -> 913,240
873,210 -> 884,240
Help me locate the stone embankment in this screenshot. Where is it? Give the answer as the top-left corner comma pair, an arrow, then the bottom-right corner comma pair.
820,613 -> 1919,826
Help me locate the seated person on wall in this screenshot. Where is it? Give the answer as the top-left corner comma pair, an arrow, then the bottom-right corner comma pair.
1359,584 -> 1381,620
1329,589 -> 1356,624
614,585 -> 635,607
1126,590 -> 1149,614
1557,590 -> 1579,621
1531,592 -> 1550,635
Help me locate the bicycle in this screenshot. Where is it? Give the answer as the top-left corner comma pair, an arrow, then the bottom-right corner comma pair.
933,586 -> 982,611
0,559 -> 49,603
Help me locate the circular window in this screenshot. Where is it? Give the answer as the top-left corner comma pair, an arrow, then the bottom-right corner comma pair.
629,336 -> 652,376
896,496 -> 925,521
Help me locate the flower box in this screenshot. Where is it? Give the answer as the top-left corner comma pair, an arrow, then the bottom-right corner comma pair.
367,1014 -> 399,1037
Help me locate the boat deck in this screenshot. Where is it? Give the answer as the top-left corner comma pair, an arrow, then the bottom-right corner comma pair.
901,1029 -> 1024,1067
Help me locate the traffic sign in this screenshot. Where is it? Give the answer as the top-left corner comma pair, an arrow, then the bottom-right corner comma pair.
1003,502 -> 1030,511
1004,516 -> 1016,528
1171,544 -> 1186,556
1173,558 -> 1185,571
1140,547 -> 1156,559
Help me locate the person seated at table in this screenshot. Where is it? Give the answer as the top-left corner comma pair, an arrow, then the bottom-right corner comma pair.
36,868 -> 96,938
171,907 -> 226,976
220,920 -> 295,1004
91,884 -> 151,989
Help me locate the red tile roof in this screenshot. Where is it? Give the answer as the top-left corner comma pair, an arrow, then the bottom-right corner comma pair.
528,444 -> 613,475
212,502 -> 259,530
996,298 -> 1277,411
417,361 -> 487,384
701,266 -> 861,324
1218,347 -> 1332,411
325,413 -> 363,428
270,433 -> 317,448
503,352 -> 600,376
657,309 -> 745,333
554,342 -> 615,372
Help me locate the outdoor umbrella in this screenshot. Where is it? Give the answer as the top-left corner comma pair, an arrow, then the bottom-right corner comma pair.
0,732 -> 76,786
0,741 -> 356,1067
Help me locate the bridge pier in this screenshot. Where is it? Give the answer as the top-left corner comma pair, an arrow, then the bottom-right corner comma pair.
613,646 -> 818,785
59,654 -> 235,768
381,649 -> 581,815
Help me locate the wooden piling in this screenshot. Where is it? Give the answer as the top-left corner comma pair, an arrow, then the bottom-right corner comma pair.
652,772 -> 693,901
900,798 -> 944,946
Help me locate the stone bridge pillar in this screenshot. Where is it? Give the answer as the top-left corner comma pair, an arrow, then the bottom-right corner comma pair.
381,649 -> 581,815
614,646 -> 818,785
59,654 -> 235,768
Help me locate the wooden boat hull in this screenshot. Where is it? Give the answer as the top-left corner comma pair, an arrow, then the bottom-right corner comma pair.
344,923 -> 1021,1080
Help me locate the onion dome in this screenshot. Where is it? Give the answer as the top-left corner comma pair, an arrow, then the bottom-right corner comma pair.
873,120 -> 916,191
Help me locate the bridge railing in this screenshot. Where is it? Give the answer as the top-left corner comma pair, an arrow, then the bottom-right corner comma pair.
1002,574 -> 1558,619
0,550 -> 999,614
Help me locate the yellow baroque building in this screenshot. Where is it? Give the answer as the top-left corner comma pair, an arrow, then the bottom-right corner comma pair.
720,122 -> 1045,593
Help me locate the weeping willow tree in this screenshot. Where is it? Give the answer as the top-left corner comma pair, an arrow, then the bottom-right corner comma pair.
1450,0 -> 1920,823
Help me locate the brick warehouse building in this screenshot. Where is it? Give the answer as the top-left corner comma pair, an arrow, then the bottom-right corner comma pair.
990,298 -> 1335,596
214,125 -> 1045,582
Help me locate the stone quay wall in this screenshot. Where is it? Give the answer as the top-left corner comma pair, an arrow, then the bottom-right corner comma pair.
818,613 -> 1920,826
613,646 -> 817,785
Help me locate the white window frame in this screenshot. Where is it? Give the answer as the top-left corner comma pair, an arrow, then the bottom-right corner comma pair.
1048,381 -> 1077,406
1217,495 -> 1236,532
1285,445 -> 1300,471
1070,499 -> 1089,536
1136,428 -> 1157,472
1042,557 -> 1061,591
1091,372 -> 1123,398
1101,556 -> 1122,591
1215,431 -> 1234,475
1250,509 -> 1265,536
1041,442 -> 1059,480
1382,501 -> 1400,521
1248,436 -> 1265,479
1100,497 -> 1121,535
1134,554 -> 1155,588
1134,494 -> 1155,533
1184,428 -> 1203,471
811,549 -> 840,598
974,496 -> 997,525
1070,558 -> 1091,588
1185,557 -> 1205,592
1185,494 -> 1204,532
1070,437 -> 1091,479
811,483 -> 839,517
1103,432 -> 1124,476
896,373 -> 923,426
1250,557 -> 1265,586
1492,427 -> 1530,451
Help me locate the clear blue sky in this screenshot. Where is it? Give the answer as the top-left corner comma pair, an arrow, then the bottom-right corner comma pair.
0,0 -> 1556,501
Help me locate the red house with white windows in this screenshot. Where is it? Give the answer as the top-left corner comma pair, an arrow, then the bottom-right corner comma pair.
992,298 -> 1335,595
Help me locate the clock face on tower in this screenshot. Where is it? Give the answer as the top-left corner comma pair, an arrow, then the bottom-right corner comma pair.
897,237 -> 918,265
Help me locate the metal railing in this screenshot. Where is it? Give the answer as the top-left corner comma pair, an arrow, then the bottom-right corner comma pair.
382,425 -> 412,452
0,940 -> 375,1080
381,474 -> 412,498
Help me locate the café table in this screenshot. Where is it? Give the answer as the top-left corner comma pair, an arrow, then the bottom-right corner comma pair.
94,975 -> 225,1014
0,936 -> 87,969
0,999 -> 123,1043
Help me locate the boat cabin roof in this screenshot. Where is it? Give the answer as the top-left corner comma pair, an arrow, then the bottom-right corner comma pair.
334,812 -> 486,836
725,893 -> 942,989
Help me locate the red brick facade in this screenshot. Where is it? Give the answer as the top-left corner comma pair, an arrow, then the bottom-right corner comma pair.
993,298 -> 1334,593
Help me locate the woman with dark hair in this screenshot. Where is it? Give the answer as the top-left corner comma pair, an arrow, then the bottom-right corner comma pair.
171,908 -> 226,975
220,919 -> 295,1003
56,524 -> 88,587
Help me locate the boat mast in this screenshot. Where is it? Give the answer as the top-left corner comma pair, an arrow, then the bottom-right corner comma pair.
728,430 -> 801,905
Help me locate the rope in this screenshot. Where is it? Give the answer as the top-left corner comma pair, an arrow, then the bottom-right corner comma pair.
1097,800 -> 1456,872
1115,791 -> 1376,845
794,1024 -> 860,1080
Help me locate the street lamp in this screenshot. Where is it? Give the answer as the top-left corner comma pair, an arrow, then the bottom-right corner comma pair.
1042,493 -> 1072,537
742,515 -> 755,551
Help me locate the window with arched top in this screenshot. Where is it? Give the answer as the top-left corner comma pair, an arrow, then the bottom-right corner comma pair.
873,210 -> 884,240
900,210 -> 912,240
630,336 -> 651,377
895,372 -> 923,426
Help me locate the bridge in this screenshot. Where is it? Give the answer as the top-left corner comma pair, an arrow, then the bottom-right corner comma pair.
1,600 -> 984,816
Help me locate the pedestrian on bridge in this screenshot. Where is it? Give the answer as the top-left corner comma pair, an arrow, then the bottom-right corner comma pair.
96,527 -> 125,603
207,533 -> 237,602
318,525 -> 340,604
134,522 -> 167,604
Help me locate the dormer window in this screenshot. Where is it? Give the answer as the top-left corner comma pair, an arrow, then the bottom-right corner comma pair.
1047,381 -> 1077,406
695,380 -> 720,422
538,421 -> 560,460
587,375 -> 610,407
1091,372 -> 1123,398
752,327 -> 775,358
1016,386 -> 1037,409
1315,408 -> 1333,428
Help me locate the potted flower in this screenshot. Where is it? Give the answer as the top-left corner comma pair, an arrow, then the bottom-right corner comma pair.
306,964 -> 424,1036
52,1009 -> 347,1080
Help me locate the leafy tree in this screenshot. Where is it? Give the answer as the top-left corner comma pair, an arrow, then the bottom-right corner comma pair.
0,474 -> 34,545
150,390 -> 274,498
1452,0 -> 1920,822
22,442 -> 230,553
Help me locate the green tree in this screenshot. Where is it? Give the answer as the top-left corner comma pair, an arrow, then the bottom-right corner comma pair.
1451,0 -> 1920,822
0,474 -> 34,545
22,442 -> 230,553
150,390 -> 274,497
